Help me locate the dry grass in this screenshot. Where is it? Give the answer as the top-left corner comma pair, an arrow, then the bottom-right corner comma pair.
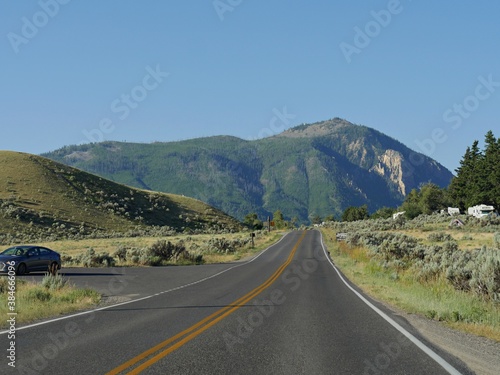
0,277 -> 100,328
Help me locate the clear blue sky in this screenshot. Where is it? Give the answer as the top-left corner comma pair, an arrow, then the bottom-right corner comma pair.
1,0 -> 499,173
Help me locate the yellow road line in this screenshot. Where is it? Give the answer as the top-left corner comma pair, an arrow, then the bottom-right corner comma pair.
107,231 -> 307,375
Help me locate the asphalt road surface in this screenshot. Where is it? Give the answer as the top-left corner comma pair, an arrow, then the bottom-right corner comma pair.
1,230 -> 473,374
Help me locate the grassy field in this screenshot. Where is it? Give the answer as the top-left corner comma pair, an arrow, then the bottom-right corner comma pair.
0,275 -> 100,328
321,219 -> 500,342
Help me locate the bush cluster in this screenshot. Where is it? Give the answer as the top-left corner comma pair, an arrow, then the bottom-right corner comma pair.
204,237 -> 250,254
494,232 -> 500,249
330,215 -> 500,302
41,273 -> 68,291
427,232 -> 453,242
63,248 -> 116,267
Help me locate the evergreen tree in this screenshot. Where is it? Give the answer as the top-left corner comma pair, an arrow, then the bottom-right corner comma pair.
449,131 -> 499,210
482,131 -> 500,207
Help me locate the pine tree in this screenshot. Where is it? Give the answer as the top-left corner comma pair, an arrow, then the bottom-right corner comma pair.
448,131 -> 499,210
482,131 -> 500,207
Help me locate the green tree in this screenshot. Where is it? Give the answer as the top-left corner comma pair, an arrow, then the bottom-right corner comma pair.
324,214 -> 336,222
243,213 -> 263,230
273,209 -> 286,229
482,130 -> 500,207
312,215 -> 322,225
341,205 -> 369,222
449,132 -> 500,210
419,183 -> 448,214
370,206 -> 396,219
400,188 -> 423,219
399,183 -> 449,218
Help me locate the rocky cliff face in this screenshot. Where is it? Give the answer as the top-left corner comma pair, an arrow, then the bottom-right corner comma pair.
371,149 -> 407,195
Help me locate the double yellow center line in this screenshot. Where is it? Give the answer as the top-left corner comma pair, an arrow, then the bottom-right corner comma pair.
107,231 -> 307,374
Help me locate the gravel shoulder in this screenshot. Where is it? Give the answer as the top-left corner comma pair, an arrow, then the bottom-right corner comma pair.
405,313 -> 500,375
384,301 -> 500,375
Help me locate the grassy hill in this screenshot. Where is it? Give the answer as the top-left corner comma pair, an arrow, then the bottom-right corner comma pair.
44,118 -> 454,223
0,151 -> 240,244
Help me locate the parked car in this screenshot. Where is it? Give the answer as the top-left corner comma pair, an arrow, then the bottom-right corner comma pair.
0,245 -> 61,275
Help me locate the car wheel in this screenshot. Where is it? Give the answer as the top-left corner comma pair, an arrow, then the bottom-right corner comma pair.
17,263 -> 27,276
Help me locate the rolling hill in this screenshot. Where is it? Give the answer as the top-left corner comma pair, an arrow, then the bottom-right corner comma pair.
0,151 -> 240,244
43,118 -> 454,223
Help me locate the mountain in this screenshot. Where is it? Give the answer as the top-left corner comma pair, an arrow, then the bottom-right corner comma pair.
43,118 -> 454,223
0,151 -> 240,243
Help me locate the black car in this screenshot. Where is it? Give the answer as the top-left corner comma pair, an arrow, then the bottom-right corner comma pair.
0,245 -> 61,275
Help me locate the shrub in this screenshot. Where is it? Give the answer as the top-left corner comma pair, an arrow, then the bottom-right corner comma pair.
338,222 -> 500,302
41,273 -> 68,291
494,232 -> 500,249
469,249 -> 500,300
113,246 -> 128,262
147,240 -> 188,261
25,288 -> 51,302
427,232 -> 453,242
79,248 -> 116,267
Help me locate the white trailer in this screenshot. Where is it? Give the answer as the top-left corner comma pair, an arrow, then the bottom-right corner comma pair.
467,204 -> 495,218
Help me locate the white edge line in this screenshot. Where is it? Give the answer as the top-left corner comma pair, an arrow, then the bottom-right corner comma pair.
318,230 -> 463,375
0,232 -> 289,334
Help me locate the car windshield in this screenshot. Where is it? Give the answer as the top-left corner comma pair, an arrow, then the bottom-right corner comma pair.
1,247 -> 27,256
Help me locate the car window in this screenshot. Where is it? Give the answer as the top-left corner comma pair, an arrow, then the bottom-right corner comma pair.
39,248 -> 51,256
15,248 -> 26,256
27,248 -> 39,257
1,247 -> 17,255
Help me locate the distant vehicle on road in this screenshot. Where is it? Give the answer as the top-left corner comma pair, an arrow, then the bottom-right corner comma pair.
0,245 -> 61,275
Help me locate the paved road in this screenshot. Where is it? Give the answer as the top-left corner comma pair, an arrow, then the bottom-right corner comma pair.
1,231 -> 472,374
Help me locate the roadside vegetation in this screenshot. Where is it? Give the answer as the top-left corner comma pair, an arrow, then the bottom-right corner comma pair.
36,229 -> 282,267
0,230 -> 282,329
0,273 -> 100,328
321,213 -> 500,342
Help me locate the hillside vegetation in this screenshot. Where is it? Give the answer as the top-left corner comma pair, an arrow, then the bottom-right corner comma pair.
0,151 -> 240,244
43,118 -> 453,223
